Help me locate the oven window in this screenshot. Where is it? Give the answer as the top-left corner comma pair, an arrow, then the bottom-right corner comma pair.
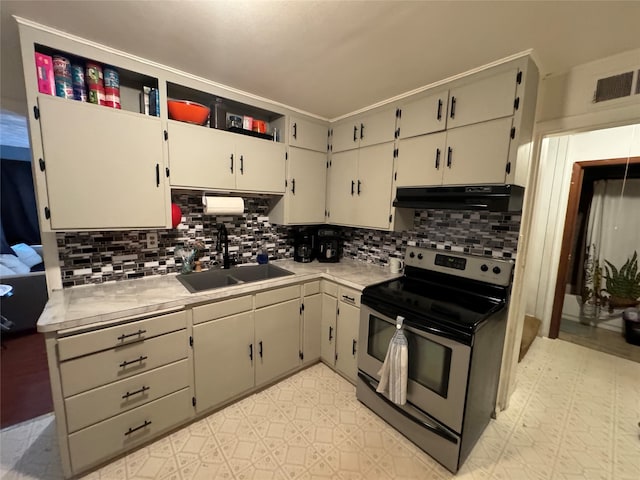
367,314 -> 452,398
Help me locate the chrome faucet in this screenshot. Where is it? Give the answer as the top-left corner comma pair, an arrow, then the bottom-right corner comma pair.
216,223 -> 231,269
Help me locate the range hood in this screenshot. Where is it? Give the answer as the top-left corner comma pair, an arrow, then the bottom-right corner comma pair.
393,184 -> 524,212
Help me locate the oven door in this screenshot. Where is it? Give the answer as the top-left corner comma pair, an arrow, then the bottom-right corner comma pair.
358,305 -> 471,433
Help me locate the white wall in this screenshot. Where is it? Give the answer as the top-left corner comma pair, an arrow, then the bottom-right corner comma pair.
526,124 -> 640,335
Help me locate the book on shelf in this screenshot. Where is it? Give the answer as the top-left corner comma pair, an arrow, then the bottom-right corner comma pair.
148,88 -> 160,117
139,86 -> 150,115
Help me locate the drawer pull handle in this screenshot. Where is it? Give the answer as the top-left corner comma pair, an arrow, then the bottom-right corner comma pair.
119,355 -> 148,368
124,420 -> 152,436
122,385 -> 150,400
117,329 -> 147,342
342,295 -> 355,303
259,340 -> 263,358
352,339 -> 357,356
329,326 -> 333,341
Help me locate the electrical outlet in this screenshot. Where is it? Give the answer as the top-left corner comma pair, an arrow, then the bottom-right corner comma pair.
147,232 -> 158,249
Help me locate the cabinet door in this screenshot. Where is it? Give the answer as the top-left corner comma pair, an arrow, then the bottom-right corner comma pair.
359,107 -> 397,148
331,119 -> 359,153
302,293 -> 322,364
167,121 -> 236,190
287,148 -> 327,224
193,312 -> 254,413
235,136 -> 286,193
398,89 -> 449,139
396,132 -> 446,187
356,142 -> 395,230
335,302 -> 360,384
290,116 -> 328,153
447,68 -> 518,129
254,299 -> 301,387
37,96 -> 168,229
442,117 -> 513,185
320,294 -> 337,366
326,150 -> 358,225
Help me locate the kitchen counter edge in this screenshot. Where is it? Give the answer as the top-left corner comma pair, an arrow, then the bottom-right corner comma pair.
37,259 -> 399,333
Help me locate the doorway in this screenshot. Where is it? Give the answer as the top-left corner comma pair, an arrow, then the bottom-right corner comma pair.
549,156 -> 640,362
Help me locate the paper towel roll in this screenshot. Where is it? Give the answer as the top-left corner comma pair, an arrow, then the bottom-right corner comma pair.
202,196 -> 245,215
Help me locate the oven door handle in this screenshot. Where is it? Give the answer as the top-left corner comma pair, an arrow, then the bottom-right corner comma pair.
358,372 -> 459,445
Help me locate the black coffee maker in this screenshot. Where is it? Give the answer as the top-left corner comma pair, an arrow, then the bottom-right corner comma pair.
316,228 -> 341,263
293,228 -> 315,263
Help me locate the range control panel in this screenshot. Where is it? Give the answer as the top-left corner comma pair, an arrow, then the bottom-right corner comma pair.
404,246 -> 513,287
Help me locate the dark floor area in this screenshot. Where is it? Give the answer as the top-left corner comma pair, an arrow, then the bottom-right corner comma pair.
559,319 -> 640,363
1,329 -> 53,428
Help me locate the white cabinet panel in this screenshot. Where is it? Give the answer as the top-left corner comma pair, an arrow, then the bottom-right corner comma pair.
38,96 -> 168,230
447,68 -> 518,129
193,312 -> 255,412
321,293 -> 337,365
290,116 -> 328,153
335,301 -> 359,384
235,136 -> 286,193
358,107 -> 398,148
286,148 -> 327,224
356,143 -> 394,229
396,132 -> 447,187
331,119 -> 360,153
167,121 -> 236,190
398,89 -> 449,139
442,117 -> 513,185
326,149 -> 358,225
302,293 -> 322,364
254,299 -> 301,386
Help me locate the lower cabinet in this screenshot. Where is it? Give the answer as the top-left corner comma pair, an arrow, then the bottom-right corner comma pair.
254,298 -> 301,387
193,311 -> 255,413
320,282 -> 361,384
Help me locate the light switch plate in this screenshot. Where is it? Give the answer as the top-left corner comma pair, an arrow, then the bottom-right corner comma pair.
147,232 -> 158,249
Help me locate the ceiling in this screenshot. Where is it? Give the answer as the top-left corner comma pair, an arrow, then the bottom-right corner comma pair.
1,1 -> 639,120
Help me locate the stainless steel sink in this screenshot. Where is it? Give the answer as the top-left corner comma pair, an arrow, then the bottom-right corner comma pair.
177,264 -> 293,293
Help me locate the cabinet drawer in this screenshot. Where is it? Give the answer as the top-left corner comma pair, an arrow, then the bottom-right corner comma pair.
58,310 -> 187,361
65,359 -> 190,433
303,281 -> 321,296
255,285 -> 300,309
68,388 -> 192,474
322,281 -> 338,297
338,286 -> 361,307
192,295 -> 252,325
60,330 -> 188,397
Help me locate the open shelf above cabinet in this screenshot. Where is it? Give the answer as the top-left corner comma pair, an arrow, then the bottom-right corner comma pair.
34,43 -> 160,117
166,82 -> 285,142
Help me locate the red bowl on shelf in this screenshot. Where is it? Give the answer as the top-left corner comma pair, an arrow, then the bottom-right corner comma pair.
167,99 -> 210,125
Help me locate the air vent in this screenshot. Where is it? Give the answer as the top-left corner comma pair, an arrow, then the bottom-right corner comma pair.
594,71 -> 633,102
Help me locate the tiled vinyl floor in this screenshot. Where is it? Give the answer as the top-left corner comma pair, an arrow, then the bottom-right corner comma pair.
1,337 -> 639,480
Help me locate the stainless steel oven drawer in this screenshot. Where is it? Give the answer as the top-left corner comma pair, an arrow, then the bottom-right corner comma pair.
356,372 -> 461,473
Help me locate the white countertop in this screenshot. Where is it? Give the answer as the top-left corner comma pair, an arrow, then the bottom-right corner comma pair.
37,259 -> 399,333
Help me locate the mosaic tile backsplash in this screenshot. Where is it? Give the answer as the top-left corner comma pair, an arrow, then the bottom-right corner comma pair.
57,195 -> 521,287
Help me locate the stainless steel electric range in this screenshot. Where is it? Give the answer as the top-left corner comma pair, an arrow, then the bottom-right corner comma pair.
356,246 -> 513,473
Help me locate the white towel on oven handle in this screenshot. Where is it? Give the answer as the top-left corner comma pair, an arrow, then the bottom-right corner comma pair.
376,316 -> 408,405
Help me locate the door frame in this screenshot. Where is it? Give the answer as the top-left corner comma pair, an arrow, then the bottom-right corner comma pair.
548,156 -> 640,338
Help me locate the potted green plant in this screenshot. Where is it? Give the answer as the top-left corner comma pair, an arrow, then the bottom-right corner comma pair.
603,251 -> 640,311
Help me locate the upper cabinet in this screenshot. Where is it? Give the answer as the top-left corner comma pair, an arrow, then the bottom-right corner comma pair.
394,59 -> 538,189
19,25 -> 172,232
289,116 -> 329,153
37,96 -> 169,229
446,68 -> 518,129
397,88 -> 449,139
331,106 -> 397,153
